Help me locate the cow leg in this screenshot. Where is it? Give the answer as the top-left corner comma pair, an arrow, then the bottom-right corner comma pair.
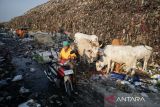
143,58 -> 148,71
111,61 -> 115,72
124,67 -> 130,80
131,63 -> 136,77
126,59 -> 136,80
107,59 -> 111,74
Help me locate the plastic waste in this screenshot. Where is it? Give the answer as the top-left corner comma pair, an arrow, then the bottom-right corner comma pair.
12,75 -> 23,82
150,79 -> 158,85
134,82 -> 142,86
32,50 -> 58,64
148,85 -> 158,93
0,80 -> 8,88
110,72 -> 126,80
30,68 -> 35,72
18,99 -> 41,107
141,92 -> 149,98
120,80 -> 130,85
19,87 -> 30,94
135,85 -> 151,93
151,74 -> 160,79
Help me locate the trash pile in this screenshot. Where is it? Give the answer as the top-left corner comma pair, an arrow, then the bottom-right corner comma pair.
32,49 -> 58,64
18,99 -> 41,107
1,1 -> 160,104
89,68 -> 160,95
6,0 -> 160,63
0,45 -> 14,79
33,33 -> 54,46
31,32 -> 71,64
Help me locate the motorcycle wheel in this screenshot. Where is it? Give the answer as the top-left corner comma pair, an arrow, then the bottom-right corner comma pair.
65,80 -> 72,97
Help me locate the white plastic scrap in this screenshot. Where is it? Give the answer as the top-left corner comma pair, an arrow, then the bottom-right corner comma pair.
18,99 -> 41,107
148,86 -> 158,93
151,74 -> 160,79
134,82 -> 142,86
120,80 -> 130,85
21,38 -> 34,42
30,68 -> 36,72
0,41 -> 5,45
141,92 -> 149,98
36,50 -> 58,63
128,84 -> 135,90
19,87 -> 30,94
151,79 -> 158,85
12,75 -> 23,82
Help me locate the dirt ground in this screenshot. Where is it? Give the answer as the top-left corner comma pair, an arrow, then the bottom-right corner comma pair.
0,33 -> 160,107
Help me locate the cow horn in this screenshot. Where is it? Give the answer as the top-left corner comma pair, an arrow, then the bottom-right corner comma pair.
99,44 -> 102,47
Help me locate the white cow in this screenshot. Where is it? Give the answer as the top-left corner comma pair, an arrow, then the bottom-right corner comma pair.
74,32 -> 99,46
133,45 -> 152,71
96,45 -> 137,74
96,45 -> 153,74
73,32 -> 100,63
77,39 -> 100,63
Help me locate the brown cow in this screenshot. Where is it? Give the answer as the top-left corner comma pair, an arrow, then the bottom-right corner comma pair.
111,38 -> 124,73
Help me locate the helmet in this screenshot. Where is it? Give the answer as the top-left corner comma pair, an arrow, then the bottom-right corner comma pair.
63,41 -> 70,46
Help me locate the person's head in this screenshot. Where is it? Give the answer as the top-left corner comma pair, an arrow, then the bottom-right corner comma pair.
63,41 -> 70,50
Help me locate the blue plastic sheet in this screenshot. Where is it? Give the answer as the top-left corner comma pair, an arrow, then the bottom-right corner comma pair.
110,72 -> 140,82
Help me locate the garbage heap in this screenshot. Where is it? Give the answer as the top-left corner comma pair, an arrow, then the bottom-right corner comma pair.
0,45 -> 14,79
7,0 -> 160,63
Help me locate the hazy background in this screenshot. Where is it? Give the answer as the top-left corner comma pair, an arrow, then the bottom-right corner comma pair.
0,0 -> 48,22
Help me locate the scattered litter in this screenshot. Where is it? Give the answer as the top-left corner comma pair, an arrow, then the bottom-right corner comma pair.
90,74 -> 101,80
151,74 -> 160,79
110,72 -> 126,80
0,97 -> 4,102
0,57 -> 5,62
25,62 -> 32,66
120,80 -> 130,85
134,82 -> 142,86
116,80 -> 132,93
148,86 -> 158,93
30,68 -> 36,72
128,84 -> 135,90
150,79 -> 158,85
55,100 -> 62,106
18,99 -> 41,107
32,50 -> 57,63
0,80 -> 8,88
19,86 -> 30,94
141,92 -> 149,98
49,94 -> 58,99
136,85 -> 151,93
33,33 -> 54,46
12,75 -> 23,82
6,96 -> 12,100
21,38 -> 34,42
0,41 -> 5,45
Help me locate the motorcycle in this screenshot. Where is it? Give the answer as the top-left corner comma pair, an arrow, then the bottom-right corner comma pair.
44,52 -> 76,96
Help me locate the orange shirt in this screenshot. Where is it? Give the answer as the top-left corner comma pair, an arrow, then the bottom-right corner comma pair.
59,47 -> 76,60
